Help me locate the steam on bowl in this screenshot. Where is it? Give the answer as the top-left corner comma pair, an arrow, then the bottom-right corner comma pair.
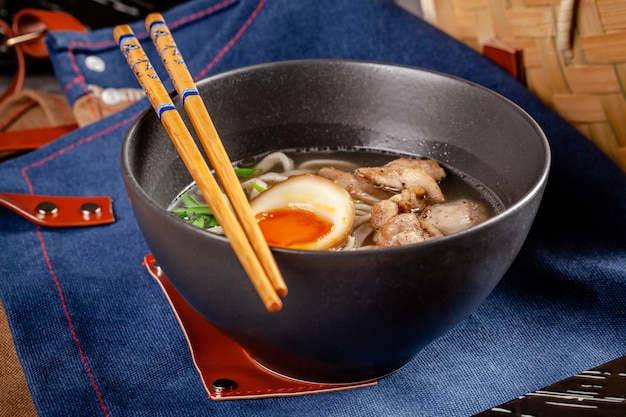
121,59 -> 550,383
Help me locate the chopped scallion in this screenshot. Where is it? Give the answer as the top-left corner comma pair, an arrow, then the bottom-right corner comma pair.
172,192 -> 218,229
234,167 -> 259,178
250,181 -> 266,194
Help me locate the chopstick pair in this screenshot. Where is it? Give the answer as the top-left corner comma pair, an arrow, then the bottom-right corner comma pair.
113,14 -> 287,311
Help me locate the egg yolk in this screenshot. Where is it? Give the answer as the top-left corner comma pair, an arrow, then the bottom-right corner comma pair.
255,207 -> 333,249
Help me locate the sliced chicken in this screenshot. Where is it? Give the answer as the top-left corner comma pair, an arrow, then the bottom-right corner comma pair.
317,166 -> 394,204
421,199 -> 488,235
370,199 -> 399,229
389,185 -> 428,213
373,213 -> 428,247
384,157 -> 446,181
419,219 -> 444,238
355,166 -> 445,202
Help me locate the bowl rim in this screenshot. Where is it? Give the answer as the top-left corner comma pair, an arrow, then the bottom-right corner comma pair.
121,58 -> 551,256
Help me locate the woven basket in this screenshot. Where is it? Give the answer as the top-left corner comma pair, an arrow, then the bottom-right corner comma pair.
420,0 -> 626,171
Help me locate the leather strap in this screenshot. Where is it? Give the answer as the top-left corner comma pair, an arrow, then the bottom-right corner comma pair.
0,193 -> 114,227
11,8 -> 87,58
1,8 -> 86,100
0,19 -> 25,103
0,9 -> 87,154
0,124 -> 79,152
0,89 -> 78,157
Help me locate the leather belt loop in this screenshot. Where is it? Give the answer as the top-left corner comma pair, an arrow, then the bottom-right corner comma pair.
11,9 -> 88,59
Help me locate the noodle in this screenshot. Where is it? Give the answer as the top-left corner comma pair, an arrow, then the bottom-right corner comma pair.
244,152 -> 379,250
253,151 -> 295,173
169,149 -> 498,251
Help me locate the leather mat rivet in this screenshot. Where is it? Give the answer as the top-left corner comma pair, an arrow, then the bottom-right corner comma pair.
211,378 -> 237,394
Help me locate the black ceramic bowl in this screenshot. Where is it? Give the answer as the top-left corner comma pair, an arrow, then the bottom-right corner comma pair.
121,59 -> 550,383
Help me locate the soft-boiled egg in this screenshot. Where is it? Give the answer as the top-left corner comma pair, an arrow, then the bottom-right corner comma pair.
249,174 -> 355,250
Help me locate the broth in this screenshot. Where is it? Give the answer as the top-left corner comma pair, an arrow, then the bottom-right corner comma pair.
168,147 -> 504,250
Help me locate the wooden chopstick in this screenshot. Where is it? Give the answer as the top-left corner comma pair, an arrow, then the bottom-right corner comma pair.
144,13 -> 288,298
113,25 -> 284,312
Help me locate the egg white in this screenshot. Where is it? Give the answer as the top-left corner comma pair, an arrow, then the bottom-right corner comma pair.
249,174 -> 355,250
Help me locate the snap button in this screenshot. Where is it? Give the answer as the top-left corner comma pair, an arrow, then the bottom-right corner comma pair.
36,201 -> 58,215
80,202 -> 102,215
101,88 -> 121,105
85,55 -> 106,72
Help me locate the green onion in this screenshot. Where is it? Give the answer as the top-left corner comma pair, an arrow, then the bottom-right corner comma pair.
234,167 -> 259,178
206,215 -> 219,228
171,206 -> 214,216
172,168 -> 261,229
172,192 -> 218,229
250,181 -> 266,194
181,192 -> 203,208
191,217 -> 205,229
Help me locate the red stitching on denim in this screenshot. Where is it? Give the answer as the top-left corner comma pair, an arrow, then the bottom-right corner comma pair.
65,39 -> 116,99
20,115 -> 138,191
196,0 -> 266,80
62,75 -> 87,95
35,226 -> 110,416
62,0 -> 238,97
16,2 -> 261,411
18,113 -> 139,417
66,48 -> 101,119
168,0 -> 238,29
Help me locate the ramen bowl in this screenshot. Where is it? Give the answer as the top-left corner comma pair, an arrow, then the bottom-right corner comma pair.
121,59 -> 550,383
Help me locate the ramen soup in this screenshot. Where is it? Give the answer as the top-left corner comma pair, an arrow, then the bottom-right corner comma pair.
168,148 -> 504,250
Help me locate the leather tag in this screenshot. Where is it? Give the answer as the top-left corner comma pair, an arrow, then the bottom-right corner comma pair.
0,193 -> 115,227
482,38 -> 526,85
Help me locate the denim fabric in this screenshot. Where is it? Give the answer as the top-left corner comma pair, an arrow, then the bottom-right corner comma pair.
1,0 -> 625,416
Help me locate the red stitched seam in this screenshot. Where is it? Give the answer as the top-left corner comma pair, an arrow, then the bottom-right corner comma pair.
20,115 -> 137,191
65,39 -> 117,98
66,49 -> 99,120
196,0 -> 266,80
62,75 -> 86,95
35,227 -> 110,416
168,0 -> 238,29
18,113 -> 138,416
17,1 -> 264,410
62,0 -> 238,96
229,384 -> 340,395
